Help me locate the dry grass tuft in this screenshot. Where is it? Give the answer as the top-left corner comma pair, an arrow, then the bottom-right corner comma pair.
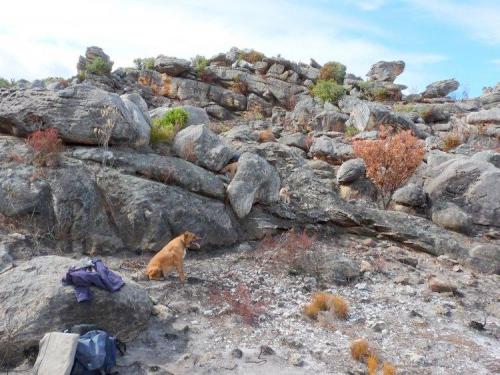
303,303 -> 322,319
350,339 -> 369,362
327,295 -> 349,320
382,362 -> 396,375
442,133 -> 462,151
303,292 -> 349,320
367,354 -> 379,375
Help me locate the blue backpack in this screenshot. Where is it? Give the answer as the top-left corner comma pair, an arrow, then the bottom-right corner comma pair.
71,330 -> 121,375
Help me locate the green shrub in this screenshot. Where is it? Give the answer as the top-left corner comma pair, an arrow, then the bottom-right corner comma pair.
150,108 -> 189,144
311,80 -> 346,103
85,57 -> 111,75
133,57 -> 155,70
345,125 -> 359,138
319,61 -> 346,84
192,55 -> 209,78
0,77 -> 12,88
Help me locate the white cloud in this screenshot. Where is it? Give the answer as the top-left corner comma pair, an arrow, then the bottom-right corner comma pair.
409,0 -> 500,45
0,0 -> 446,92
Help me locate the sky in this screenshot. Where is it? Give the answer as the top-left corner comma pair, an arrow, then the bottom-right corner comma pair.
0,0 -> 499,97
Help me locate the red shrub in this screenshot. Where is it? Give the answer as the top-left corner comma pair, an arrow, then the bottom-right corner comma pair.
26,128 -> 63,167
257,229 -> 320,276
209,283 -> 267,326
353,126 -> 424,208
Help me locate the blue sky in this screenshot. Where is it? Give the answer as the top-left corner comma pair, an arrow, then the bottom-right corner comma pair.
0,0 -> 498,96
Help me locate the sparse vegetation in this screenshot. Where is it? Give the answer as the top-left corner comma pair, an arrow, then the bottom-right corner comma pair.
95,107 -> 118,166
150,108 -> 189,144
353,126 -> 424,208
231,75 -> 248,95
358,81 -> 395,101
393,103 -> 415,113
350,339 -> 370,361
382,362 -> 396,375
344,125 -> 359,138
133,57 -> 155,70
238,49 -> 265,63
209,283 -> 267,326
311,80 -> 346,104
303,292 -> 349,320
85,56 -> 112,75
257,229 -> 320,277
319,61 -> 346,84
192,55 -> 209,78
442,132 -> 462,151
0,77 -> 14,88
367,355 -> 379,375
26,128 -> 64,167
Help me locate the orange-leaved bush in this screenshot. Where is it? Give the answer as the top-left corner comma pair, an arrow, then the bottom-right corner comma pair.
26,128 -> 64,167
353,126 -> 424,208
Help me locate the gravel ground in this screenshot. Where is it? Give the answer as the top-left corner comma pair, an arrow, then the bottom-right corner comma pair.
103,233 -> 500,375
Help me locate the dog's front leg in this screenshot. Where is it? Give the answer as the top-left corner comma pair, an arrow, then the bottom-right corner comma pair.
176,259 -> 186,283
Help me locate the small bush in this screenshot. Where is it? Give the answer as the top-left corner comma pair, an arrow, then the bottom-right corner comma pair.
133,57 -> 155,70
26,128 -> 64,167
303,292 -> 349,320
353,127 -> 424,208
192,55 -> 208,78
350,339 -> 370,362
85,57 -> 111,75
209,283 -> 267,326
311,80 -> 345,104
0,77 -> 13,88
344,125 -> 359,138
367,355 -> 379,375
442,133 -> 462,151
382,362 -> 396,375
238,49 -> 264,63
150,108 -> 189,144
257,229 -> 320,276
231,75 -> 248,95
319,61 -> 346,84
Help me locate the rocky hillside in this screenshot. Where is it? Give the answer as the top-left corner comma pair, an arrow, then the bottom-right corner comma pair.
0,46 -> 499,374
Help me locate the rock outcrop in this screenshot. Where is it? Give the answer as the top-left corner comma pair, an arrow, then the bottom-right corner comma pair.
0,256 -> 152,367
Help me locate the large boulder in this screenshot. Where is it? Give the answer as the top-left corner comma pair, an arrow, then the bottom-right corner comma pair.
340,97 -> 425,137
309,136 -> 353,164
227,152 -> 280,219
69,147 -> 226,200
310,111 -> 349,132
421,79 -> 459,98
0,161 -> 122,253
0,256 -> 152,368
366,60 -> 405,82
173,124 -> 236,172
468,244 -> 500,275
336,158 -> 365,184
154,56 -> 190,76
431,202 -> 472,234
0,85 -> 150,148
120,93 -> 151,146
77,46 -> 113,75
392,183 -> 426,208
424,158 -> 500,228
466,108 -> 500,124
97,171 -> 239,249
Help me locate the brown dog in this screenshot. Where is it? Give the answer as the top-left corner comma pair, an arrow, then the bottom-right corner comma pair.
145,231 -> 201,282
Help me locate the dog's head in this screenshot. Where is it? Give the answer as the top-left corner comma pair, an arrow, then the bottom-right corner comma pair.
182,231 -> 201,249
